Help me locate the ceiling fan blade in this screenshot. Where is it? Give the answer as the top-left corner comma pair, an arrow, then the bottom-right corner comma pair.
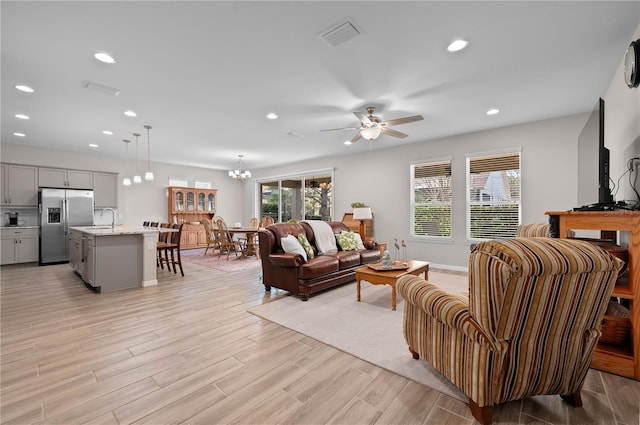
320,126 -> 360,132
381,127 -> 408,139
381,115 -> 424,127
353,112 -> 372,125
350,132 -> 363,143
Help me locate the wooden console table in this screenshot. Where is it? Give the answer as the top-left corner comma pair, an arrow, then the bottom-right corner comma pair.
545,210 -> 639,380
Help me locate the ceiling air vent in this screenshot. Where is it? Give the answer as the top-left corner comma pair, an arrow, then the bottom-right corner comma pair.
284,131 -> 304,138
82,80 -> 120,96
320,19 -> 361,47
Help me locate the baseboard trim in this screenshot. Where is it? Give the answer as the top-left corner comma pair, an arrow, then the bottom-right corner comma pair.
430,263 -> 469,273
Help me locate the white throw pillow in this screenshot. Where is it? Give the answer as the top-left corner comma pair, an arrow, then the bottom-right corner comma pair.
281,234 -> 307,261
352,231 -> 366,250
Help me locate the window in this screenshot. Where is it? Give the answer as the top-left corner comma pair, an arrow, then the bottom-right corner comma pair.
169,176 -> 188,187
411,158 -> 452,238
466,150 -> 521,240
194,180 -> 211,189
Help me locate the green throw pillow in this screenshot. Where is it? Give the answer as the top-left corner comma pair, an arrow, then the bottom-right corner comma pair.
297,233 -> 314,259
336,231 -> 359,251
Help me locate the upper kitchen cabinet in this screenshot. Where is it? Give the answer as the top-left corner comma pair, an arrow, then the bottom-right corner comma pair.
39,167 -> 93,189
1,163 -> 38,206
93,172 -> 118,208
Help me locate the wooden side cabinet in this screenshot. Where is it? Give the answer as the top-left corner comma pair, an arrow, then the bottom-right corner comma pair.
168,187 -> 217,249
546,210 -> 640,381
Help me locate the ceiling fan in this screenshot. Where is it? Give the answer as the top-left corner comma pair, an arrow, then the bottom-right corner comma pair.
321,106 -> 424,143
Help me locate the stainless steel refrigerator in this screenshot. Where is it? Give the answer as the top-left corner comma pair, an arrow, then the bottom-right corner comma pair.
39,188 -> 94,265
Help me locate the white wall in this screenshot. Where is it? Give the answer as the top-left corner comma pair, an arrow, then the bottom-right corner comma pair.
0,143 -> 246,226
247,113 -> 587,269
605,23 -> 640,205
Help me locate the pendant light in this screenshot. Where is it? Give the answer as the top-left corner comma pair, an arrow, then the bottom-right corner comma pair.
132,133 -> 142,183
144,125 -> 154,181
122,139 -> 132,186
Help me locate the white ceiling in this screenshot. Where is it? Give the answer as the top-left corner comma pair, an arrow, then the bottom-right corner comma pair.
2,1 -> 639,172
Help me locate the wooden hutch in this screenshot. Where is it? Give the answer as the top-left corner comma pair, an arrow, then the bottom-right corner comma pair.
546,210 -> 640,381
168,186 -> 217,249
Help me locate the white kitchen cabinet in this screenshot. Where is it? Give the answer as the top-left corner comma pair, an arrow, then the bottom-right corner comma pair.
1,164 -> 38,206
69,230 -> 83,274
0,227 -> 39,265
85,236 -> 95,286
39,167 -> 93,189
93,172 -> 118,208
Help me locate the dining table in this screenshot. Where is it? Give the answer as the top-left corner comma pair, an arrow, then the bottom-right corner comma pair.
227,227 -> 262,258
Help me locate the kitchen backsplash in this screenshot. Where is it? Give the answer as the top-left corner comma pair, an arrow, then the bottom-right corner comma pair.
0,207 -> 38,227
0,207 -> 120,227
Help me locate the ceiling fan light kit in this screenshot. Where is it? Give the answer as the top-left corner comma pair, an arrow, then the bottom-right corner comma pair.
322,106 -> 423,143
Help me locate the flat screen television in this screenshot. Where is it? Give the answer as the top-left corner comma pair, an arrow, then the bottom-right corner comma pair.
576,97 -> 614,208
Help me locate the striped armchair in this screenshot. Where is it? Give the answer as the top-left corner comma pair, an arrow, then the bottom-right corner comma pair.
397,238 -> 623,425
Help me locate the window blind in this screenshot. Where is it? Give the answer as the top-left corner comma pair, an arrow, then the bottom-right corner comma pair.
467,151 -> 521,239
411,159 -> 452,238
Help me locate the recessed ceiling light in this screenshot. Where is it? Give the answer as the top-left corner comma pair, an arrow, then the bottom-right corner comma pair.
89,144 -> 98,148
344,140 -> 352,145
124,110 -> 137,117
447,39 -> 469,52
94,52 -> 116,64
15,84 -> 34,93
266,112 -> 278,120
103,130 -> 113,135
15,113 -> 29,120
486,108 -> 500,115
13,132 -> 25,137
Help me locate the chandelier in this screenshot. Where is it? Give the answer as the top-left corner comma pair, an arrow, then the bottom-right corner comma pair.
228,155 -> 251,180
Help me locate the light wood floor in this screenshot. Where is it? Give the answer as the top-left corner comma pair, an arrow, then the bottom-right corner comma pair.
2,261 -> 639,425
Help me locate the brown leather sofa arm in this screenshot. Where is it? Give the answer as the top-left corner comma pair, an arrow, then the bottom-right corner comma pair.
269,253 -> 305,268
364,240 -> 377,250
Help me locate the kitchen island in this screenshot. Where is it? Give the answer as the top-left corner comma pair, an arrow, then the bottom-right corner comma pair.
69,226 -> 161,293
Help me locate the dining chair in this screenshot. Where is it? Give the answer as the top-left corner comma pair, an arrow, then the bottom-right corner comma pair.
143,221 -> 150,227
260,216 -> 274,227
215,218 -> 242,260
157,223 -> 184,276
157,223 -> 172,268
203,219 -> 220,256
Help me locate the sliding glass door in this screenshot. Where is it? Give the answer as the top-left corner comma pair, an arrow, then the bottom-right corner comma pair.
258,170 -> 333,223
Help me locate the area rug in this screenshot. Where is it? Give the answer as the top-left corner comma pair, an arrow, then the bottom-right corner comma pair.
248,270 -> 469,401
180,248 -> 261,273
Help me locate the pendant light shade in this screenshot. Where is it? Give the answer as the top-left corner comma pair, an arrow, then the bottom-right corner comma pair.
360,127 -> 381,140
133,133 -> 142,183
144,125 -> 154,181
122,139 -> 132,186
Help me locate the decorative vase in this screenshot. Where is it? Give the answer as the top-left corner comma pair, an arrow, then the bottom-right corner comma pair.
382,250 -> 392,268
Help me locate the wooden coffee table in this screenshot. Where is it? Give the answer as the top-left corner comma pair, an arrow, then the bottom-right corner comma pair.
355,260 -> 430,310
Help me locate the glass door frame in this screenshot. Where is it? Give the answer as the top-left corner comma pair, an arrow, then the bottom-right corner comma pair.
254,167 -> 335,223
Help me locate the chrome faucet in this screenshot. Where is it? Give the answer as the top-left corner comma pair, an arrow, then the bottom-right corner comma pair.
101,208 -> 116,229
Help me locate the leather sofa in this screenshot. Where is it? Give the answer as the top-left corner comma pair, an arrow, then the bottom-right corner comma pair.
258,221 -> 380,300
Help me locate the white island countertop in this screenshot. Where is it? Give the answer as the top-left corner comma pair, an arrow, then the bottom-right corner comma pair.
70,225 -> 162,236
